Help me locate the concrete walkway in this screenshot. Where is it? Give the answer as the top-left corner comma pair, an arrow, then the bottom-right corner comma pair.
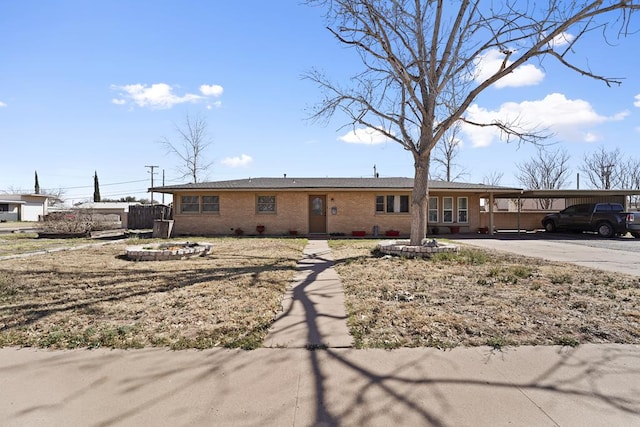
264,239 -> 352,349
1,240 -> 640,426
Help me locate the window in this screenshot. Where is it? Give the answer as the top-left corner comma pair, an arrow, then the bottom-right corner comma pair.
0,203 -> 8,212
257,195 -> 276,213
443,197 -> 453,223
457,197 -> 468,223
428,197 -> 438,223
181,195 -> 199,213
202,196 -> 219,213
377,195 -> 409,213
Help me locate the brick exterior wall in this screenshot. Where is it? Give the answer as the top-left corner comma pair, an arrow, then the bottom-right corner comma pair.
171,190 -> 483,236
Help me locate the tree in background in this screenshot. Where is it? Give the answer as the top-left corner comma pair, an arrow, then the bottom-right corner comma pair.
306,0 -> 639,244
581,146 -> 623,189
621,158 -> 640,209
34,171 -> 40,194
93,171 -> 101,202
431,124 -> 468,182
516,147 -> 571,209
160,113 -> 213,183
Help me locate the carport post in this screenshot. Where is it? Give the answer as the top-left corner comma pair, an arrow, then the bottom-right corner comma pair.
489,192 -> 494,235
517,196 -> 521,235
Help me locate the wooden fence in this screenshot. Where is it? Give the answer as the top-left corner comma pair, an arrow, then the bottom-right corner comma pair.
128,204 -> 172,230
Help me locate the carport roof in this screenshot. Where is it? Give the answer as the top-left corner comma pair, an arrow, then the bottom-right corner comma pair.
498,189 -> 640,199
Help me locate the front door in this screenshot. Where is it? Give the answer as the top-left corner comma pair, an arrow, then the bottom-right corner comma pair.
308,195 -> 327,234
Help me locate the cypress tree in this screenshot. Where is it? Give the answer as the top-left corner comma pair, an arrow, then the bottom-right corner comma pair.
34,171 -> 40,194
93,171 -> 101,202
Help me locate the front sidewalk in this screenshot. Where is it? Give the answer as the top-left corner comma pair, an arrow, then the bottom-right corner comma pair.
1,344 -> 638,426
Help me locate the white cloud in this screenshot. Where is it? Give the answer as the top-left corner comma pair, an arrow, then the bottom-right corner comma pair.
221,154 -> 253,167
0,101 -> 7,108
474,49 -> 545,88
200,84 -> 224,97
634,94 -> 640,107
462,93 -> 626,147
338,127 -> 392,145
111,83 -> 204,109
548,32 -> 575,48
584,132 -> 599,143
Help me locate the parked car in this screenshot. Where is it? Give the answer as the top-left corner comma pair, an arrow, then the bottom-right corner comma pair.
626,211 -> 640,238
541,203 -> 633,237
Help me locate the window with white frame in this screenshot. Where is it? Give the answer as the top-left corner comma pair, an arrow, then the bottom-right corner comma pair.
457,197 -> 468,223
443,197 -> 453,223
428,197 -> 438,223
180,195 -> 200,213
202,195 -> 220,213
256,195 -> 276,213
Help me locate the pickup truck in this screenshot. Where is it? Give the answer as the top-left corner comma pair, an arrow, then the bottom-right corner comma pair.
627,211 -> 640,238
541,203 -> 638,238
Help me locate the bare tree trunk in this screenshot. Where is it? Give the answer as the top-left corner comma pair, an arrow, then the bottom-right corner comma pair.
410,153 -> 430,245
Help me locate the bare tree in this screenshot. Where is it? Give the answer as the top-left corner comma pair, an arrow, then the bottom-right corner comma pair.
482,171 -> 504,186
306,0 -> 639,244
581,146 -> 623,189
160,113 -> 213,183
431,123 -> 468,182
621,157 -> 640,209
516,147 -> 571,209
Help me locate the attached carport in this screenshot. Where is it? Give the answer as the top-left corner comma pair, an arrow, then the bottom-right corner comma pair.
481,189 -> 640,235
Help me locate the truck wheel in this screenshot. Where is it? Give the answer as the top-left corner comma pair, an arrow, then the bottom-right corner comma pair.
544,221 -> 556,233
597,222 -> 614,238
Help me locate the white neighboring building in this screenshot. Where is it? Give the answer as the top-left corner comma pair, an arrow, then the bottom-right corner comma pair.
0,194 -> 49,222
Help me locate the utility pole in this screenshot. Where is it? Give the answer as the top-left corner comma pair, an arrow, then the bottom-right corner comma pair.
162,169 -> 165,205
145,165 -> 159,205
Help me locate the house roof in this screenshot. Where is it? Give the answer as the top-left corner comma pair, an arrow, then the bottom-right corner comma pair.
150,177 -> 522,193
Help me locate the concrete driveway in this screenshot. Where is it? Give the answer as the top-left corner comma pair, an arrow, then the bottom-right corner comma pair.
452,232 -> 640,276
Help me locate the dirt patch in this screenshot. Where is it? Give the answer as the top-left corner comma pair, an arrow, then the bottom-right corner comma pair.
0,237 -> 306,350
329,239 -> 640,349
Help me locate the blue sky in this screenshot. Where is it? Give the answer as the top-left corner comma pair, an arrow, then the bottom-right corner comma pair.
1,1 -> 639,204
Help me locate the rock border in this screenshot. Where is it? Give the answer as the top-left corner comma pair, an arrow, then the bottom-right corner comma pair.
377,239 -> 459,258
125,241 -> 213,261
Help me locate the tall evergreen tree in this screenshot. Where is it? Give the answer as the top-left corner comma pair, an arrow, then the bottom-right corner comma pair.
34,171 -> 40,194
93,171 -> 101,202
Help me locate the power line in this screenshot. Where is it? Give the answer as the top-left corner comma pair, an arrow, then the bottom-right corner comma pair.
146,165 -> 159,205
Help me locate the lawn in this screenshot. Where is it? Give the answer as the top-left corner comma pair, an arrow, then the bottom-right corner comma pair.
2,236 -> 638,351
0,237 -> 307,350
329,239 -> 640,349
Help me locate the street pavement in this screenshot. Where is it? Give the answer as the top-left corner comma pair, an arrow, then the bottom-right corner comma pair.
1,239 -> 639,426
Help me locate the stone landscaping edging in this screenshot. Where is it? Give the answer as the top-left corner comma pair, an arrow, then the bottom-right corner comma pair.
125,242 -> 213,261
377,239 -> 459,258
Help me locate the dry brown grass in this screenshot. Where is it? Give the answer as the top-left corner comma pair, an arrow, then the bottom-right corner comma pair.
0,237 -> 306,350
0,232 -> 97,257
329,239 -> 640,349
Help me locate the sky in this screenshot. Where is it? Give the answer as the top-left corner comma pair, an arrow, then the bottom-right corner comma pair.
1,1 -> 640,205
